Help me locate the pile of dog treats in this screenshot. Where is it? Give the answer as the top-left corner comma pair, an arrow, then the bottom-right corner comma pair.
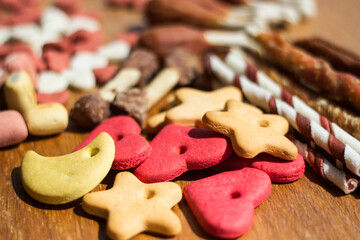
2,0 -> 360,239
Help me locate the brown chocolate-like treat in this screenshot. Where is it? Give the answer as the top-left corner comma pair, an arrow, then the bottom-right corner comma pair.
295,37 -> 360,77
70,93 -> 111,129
121,48 -> 159,87
164,48 -> 202,85
139,25 -> 208,57
111,88 -> 148,126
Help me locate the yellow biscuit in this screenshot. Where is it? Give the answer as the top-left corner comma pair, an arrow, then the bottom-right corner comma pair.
23,103 -> 69,136
82,171 -> 182,240
21,132 -> 115,204
4,71 -> 37,114
165,86 -> 242,128
203,100 -> 297,160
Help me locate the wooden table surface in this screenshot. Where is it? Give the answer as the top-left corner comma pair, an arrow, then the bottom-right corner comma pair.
1,0 -> 360,240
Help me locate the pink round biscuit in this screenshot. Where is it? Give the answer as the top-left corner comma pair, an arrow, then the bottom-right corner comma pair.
0,110 -> 28,148
133,124 -> 233,183
36,90 -> 70,105
212,152 -> 305,183
184,168 -> 272,239
4,52 -> 38,87
73,116 -> 151,170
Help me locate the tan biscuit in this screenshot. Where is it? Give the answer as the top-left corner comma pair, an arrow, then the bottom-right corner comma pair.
21,132 -> 115,204
82,171 -> 182,240
203,100 -> 297,160
24,103 -> 69,136
165,86 -> 242,128
4,71 -> 37,114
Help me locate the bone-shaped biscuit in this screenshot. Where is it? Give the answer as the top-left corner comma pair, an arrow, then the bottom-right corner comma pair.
82,171 -> 182,240
21,132 -> 115,204
203,100 -> 297,160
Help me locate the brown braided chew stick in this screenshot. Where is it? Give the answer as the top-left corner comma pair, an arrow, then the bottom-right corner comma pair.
262,66 -> 360,140
146,0 -> 233,28
257,32 -> 360,113
295,37 -> 360,78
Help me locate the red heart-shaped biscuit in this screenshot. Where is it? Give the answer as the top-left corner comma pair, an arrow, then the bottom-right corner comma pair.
134,124 -> 233,183
212,152 -> 305,183
74,116 -> 151,170
184,168 -> 272,239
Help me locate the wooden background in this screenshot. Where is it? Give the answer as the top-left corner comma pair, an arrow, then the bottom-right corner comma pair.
1,0 -> 360,240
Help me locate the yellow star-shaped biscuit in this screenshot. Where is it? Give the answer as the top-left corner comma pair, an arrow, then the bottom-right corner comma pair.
82,172 -> 182,240
203,100 -> 297,160
165,86 -> 242,128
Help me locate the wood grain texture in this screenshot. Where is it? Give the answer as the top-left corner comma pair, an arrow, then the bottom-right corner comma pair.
1,0 -> 360,240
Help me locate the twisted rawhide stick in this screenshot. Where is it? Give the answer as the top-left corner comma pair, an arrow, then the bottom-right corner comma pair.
207,54 -> 360,177
256,32 -> 360,113
112,48 -> 202,125
290,135 -> 358,194
224,48 -> 360,156
295,37 -> 360,78
146,0 -> 252,29
146,0 -> 313,29
100,48 -> 159,102
139,25 -> 258,57
257,59 -> 360,141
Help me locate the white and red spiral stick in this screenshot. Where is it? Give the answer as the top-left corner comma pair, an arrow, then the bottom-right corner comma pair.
207,54 -> 360,179
224,48 -> 360,157
290,135 -> 358,194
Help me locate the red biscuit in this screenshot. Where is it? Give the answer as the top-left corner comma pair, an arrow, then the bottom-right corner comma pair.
36,90 -> 70,105
93,65 -> 118,85
54,0 -> 82,15
42,48 -> 71,73
0,110 -> 28,148
184,168 -> 272,239
68,30 -> 104,53
116,32 -> 140,47
73,116 -> 151,170
212,152 -> 305,183
5,6 -> 41,25
133,124 -> 233,183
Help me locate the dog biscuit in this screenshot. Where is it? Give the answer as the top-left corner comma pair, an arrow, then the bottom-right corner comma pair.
82,171 -> 182,240
203,100 -> 298,160
21,132 -> 115,204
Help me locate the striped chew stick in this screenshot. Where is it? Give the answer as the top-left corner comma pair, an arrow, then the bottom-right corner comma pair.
290,135 -> 358,194
224,48 -> 360,157
207,54 -> 360,177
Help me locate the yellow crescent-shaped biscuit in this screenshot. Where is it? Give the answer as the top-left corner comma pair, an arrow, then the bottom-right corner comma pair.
21,132 -> 115,205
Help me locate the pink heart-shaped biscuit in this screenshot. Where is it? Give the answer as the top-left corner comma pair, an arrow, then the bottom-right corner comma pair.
184,168 -> 272,239
74,116 -> 151,170
212,152 -> 305,183
133,124 -> 233,183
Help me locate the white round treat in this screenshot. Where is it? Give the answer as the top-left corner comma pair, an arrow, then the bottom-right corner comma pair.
38,71 -> 69,94
66,15 -> 100,35
70,52 -> 108,72
97,41 -> 131,62
0,26 -> 11,45
41,7 -> 70,35
63,69 -> 96,91
12,23 -> 42,43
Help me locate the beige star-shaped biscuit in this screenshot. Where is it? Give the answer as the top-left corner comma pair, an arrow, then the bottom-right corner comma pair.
82,172 -> 182,240
203,100 -> 297,160
165,86 -> 242,128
